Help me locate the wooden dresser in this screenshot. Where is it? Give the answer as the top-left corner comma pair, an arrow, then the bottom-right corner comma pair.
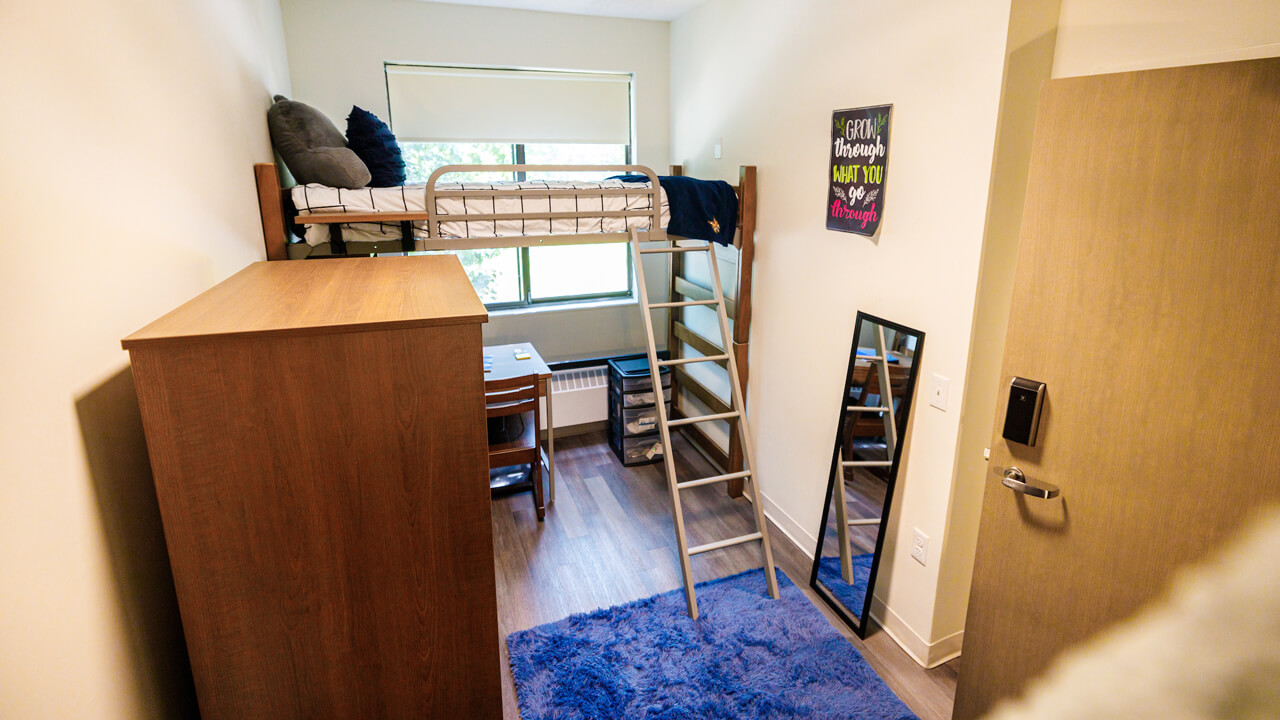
122,255 -> 499,719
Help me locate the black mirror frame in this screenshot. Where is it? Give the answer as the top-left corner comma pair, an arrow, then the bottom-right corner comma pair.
809,311 -> 925,638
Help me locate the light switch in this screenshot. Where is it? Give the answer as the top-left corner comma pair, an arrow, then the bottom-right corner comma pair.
930,373 -> 950,411
714,138 -> 722,159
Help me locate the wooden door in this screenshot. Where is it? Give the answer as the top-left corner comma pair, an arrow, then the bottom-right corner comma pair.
954,58 -> 1280,719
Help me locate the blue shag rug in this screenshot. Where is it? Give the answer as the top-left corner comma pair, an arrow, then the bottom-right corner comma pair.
815,553 -> 874,618
507,568 -> 917,720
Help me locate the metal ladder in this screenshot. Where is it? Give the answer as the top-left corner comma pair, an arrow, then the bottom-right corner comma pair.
833,325 -> 897,583
629,228 -> 780,619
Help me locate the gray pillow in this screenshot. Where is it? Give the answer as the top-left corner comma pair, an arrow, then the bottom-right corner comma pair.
268,95 -> 370,188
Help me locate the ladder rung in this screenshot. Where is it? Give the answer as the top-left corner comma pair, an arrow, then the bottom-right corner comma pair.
857,355 -> 885,362
688,532 -> 762,556
676,470 -> 751,490
667,410 -> 740,427
846,405 -> 890,412
648,299 -> 719,309
639,245 -> 710,254
841,460 -> 893,468
658,355 -> 730,367
848,518 -> 882,526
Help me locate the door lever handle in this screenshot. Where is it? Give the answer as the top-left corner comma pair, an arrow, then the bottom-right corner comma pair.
1001,467 -> 1060,499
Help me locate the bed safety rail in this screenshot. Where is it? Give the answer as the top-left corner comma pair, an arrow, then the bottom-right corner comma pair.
293,164 -> 667,252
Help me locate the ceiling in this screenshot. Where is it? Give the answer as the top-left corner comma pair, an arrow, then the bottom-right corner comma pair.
424,0 -> 707,22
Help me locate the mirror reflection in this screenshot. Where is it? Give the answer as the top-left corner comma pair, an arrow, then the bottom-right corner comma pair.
811,312 -> 924,637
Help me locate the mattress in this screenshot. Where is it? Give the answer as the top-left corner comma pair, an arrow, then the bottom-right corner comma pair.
291,179 -> 670,247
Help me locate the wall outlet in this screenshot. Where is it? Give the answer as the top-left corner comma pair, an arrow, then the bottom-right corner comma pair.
911,528 -> 929,566
929,373 -> 950,411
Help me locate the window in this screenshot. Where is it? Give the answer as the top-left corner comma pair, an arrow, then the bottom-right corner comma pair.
386,64 -> 635,310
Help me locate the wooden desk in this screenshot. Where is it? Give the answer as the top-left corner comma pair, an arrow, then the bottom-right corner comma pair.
484,342 -> 555,502
123,256 -> 500,720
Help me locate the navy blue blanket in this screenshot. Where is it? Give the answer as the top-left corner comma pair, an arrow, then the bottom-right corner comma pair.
611,175 -> 738,245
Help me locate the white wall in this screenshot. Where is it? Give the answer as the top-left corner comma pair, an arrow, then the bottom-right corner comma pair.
279,0 -> 673,362
0,0 -> 291,716
670,0 -> 1014,664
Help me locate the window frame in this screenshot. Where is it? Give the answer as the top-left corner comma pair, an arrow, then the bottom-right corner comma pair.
520,240 -> 635,308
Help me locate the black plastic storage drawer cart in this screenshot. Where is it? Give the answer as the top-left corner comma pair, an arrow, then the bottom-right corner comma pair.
607,357 -> 673,466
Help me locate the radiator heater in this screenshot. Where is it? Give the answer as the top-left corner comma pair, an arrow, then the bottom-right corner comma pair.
540,366 -> 609,430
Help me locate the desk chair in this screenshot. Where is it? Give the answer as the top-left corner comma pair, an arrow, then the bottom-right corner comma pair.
486,374 -> 545,522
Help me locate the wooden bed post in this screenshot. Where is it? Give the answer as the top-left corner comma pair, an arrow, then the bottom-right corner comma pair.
725,165 -> 756,497
662,164 -> 755,498
255,163 -> 289,261
667,164 -> 685,441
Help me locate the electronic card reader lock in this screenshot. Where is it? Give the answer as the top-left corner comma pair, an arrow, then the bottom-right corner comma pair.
1002,377 -> 1045,446
997,378 -> 1060,500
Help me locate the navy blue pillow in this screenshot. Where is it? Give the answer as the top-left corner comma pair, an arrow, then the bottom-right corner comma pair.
345,106 -> 406,187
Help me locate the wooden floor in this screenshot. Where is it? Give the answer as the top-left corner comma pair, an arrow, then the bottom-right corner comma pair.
491,429 -> 958,720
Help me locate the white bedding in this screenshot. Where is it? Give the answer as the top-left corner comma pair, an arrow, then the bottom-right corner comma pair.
291,179 -> 670,247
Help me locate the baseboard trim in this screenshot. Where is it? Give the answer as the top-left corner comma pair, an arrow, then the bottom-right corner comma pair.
869,595 -> 964,668
761,493 -> 816,561
761,492 -> 963,668
552,420 -> 607,437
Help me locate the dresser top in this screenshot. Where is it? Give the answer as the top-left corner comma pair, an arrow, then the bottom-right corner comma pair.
122,255 -> 487,349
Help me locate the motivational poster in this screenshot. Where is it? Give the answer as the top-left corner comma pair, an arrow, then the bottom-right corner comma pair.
827,105 -> 891,236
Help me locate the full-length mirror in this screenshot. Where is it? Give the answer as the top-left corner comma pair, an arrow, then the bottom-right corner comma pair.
811,312 -> 924,637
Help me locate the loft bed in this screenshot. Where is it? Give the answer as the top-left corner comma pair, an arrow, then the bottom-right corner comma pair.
253,162 -> 757,496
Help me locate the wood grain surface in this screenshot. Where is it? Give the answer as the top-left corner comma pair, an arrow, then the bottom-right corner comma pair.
127,258 -> 498,719
954,58 -> 1280,719
254,163 -> 289,261
726,165 -> 758,493
123,255 -> 487,349
732,165 -> 756,347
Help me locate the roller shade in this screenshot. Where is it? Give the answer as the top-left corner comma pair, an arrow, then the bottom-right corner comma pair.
386,64 -> 632,145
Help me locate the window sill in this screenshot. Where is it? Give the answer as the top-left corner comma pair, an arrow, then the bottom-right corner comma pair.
489,295 -> 638,318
